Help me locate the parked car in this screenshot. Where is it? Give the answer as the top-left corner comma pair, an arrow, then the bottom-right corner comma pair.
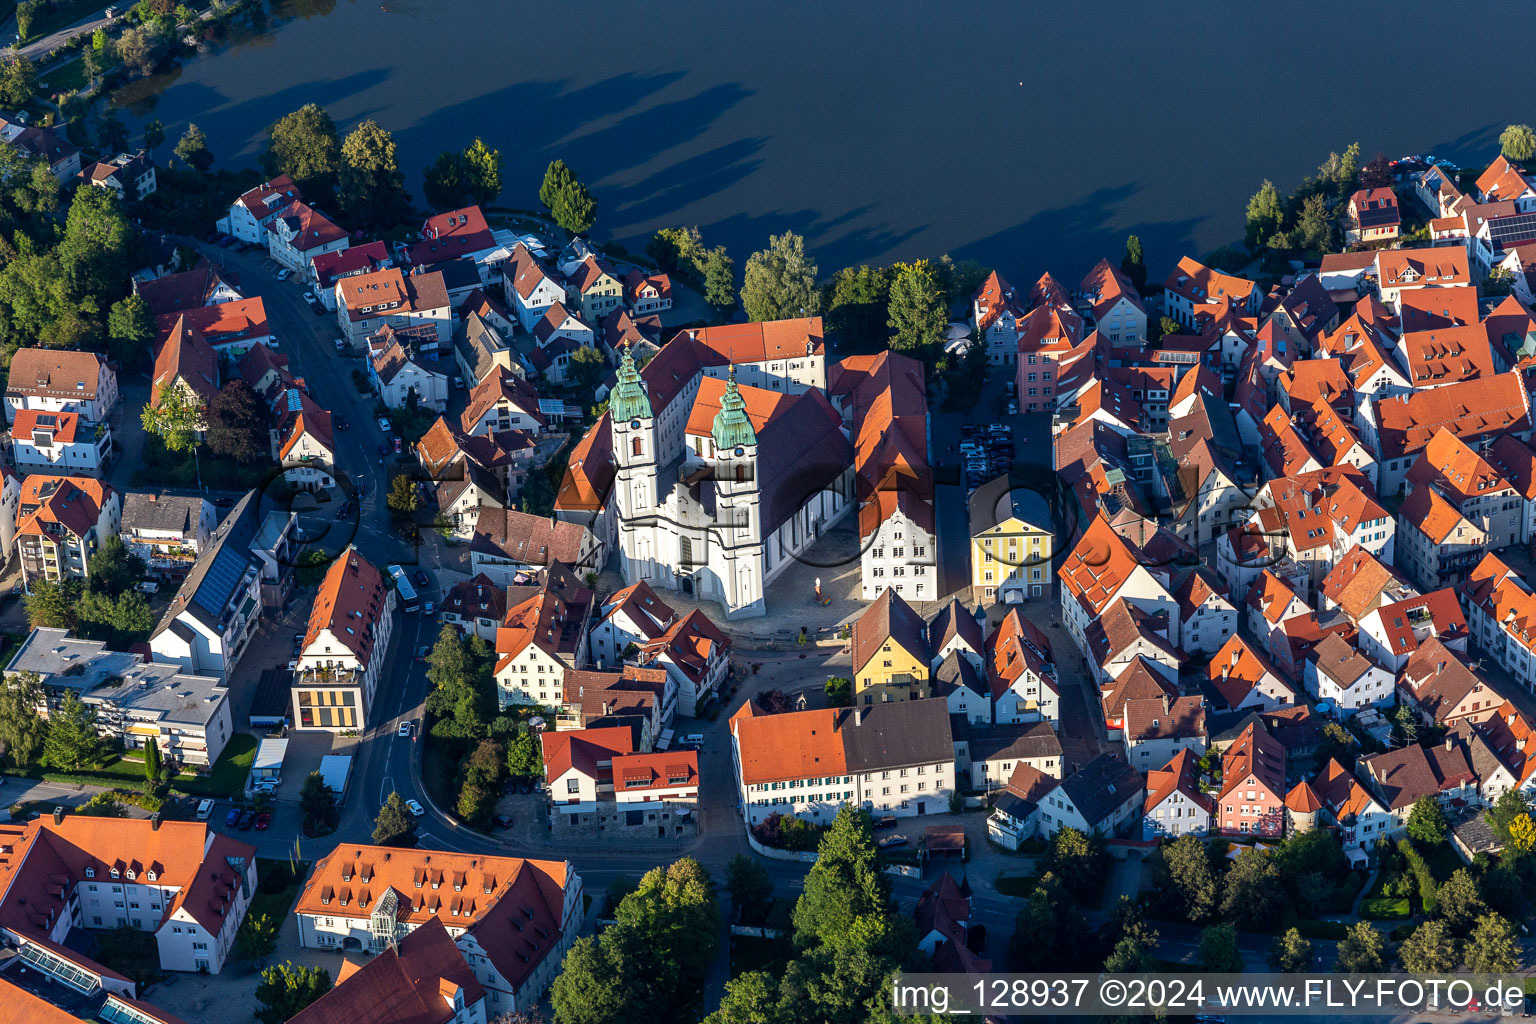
334,502 -> 352,520
291,633 -> 304,655
413,570 -> 430,588
392,435 -> 402,454
494,815 -> 513,830
275,268 -> 292,281
236,810 -> 256,830
334,338 -> 346,352
377,416 -> 392,432
196,799 -> 214,821
335,415 -> 350,431
254,811 -> 272,831
405,799 -> 425,817
378,441 -> 391,457
414,644 -> 431,662
877,834 -> 908,848
212,496 -> 234,508
872,815 -> 898,831
224,809 -> 240,828
302,291 -> 317,305
452,376 -> 464,390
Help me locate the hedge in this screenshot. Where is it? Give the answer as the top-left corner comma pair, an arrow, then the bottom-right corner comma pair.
1397,839 -> 1439,914
1359,896 -> 1412,920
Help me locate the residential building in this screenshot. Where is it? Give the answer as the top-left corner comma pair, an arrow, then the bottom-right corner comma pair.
4,348 -> 118,425
1403,428 -> 1521,553
470,508 -> 599,584
79,150 -> 156,199
294,846 -> 581,1015
120,492 -> 215,579
1207,634 -> 1295,713
151,317 -> 220,423
851,588 -> 930,704
152,297 -> 271,358
148,491 -> 279,679
1086,598 -> 1181,686
310,241 -> 391,312
588,581 -> 675,668
968,474 -> 1054,603
1057,513 -> 1177,664
1345,187 -> 1400,244
403,206 -> 496,270
291,549 -> 395,731
270,384 -> 336,492
368,324 -> 450,411
1362,741 -> 1478,834
134,259 -> 243,318
1122,692 -> 1207,771
1142,748 -> 1213,840
985,608 -> 1060,727
439,574 -> 507,642
1162,257 -> 1260,328
1175,568 -> 1237,655
1376,246 -> 1472,307
461,373 -> 546,436
266,200 -> 348,273
563,254 -> 624,323
986,763 -> 1057,849
972,271 -> 1025,365
1465,551 -> 1536,692
951,718 -> 1062,791
556,665 -> 672,739
0,813 -> 256,976
730,698 -> 955,825
625,269 -> 672,315
1214,720 -> 1286,837
493,564 -> 594,709
503,243 -> 568,331
1356,588 -> 1468,672
1080,258 -> 1147,346
455,310 -> 517,386
554,413 -> 617,565
541,727 -> 635,819
1303,634 -> 1394,713
1033,753 -> 1144,839
1369,373 -> 1533,496
15,475 -> 120,592
0,115 -> 79,180
1311,758 -> 1393,855
9,409 -> 111,477
638,608 -> 732,718
217,174 -> 301,243
337,267 -> 452,344
287,918 -> 487,1024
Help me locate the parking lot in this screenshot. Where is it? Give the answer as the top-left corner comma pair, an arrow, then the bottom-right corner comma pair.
961,421 -> 1015,494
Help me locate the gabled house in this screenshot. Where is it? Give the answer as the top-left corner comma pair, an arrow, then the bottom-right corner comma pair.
1057,513 -> 1177,664
336,267 -> 451,345
1175,567 -> 1236,654
1362,741 -> 1477,833
15,476 -> 119,592
563,255 -> 624,323
1303,633 -> 1394,714
1086,598 -> 1181,685
134,259 -> 243,318
1207,634 -> 1294,713
985,608 -> 1060,728
266,200 -> 348,273
1346,187 -> 1400,243
1311,757 -> 1392,855
1163,257 -> 1260,329
368,324 -> 450,412
638,608 -> 732,718
972,270 -> 1025,365
10,410 -> 111,477
1214,720 -> 1287,837
217,174 -> 300,243
270,385 -> 335,492
291,548 -> 396,730
5,349 -> 118,426
1394,484 -> 1488,592
471,509 -> 598,584
1404,428 -> 1521,551
1122,693 -> 1206,771
503,242 -> 567,331
461,373 -> 546,436
1356,588 -> 1468,671
439,573 -> 508,642
1461,551 -> 1536,693
1397,636 -> 1501,730
493,565 -> 594,708
1033,753 -> 1144,839
588,580 -> 675,669
287,918 -> 487,1024
1142,747 -> 1213,840
851,588 -> 930,704
624,269 -> 672,316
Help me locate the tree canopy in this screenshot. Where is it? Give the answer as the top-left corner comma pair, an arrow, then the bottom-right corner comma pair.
43,691 -> 104,771
1501,124 -> 1536,163
886,259 -> 947,357
740,232 -> 821,323
1407,795 -> 1448,845
337,120 -> 410,229
0,671 -> 47,769
173,123 -> 213,172
372,791 -> 418,846
205,380 -> 270,463
263,104 -> 340,198
539,160 -> 597,235
255,961 -> 332,1024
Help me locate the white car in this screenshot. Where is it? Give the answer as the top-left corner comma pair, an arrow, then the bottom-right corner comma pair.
334,337 -> 346,351
398,722 -> 411,737
405,799 -> 425,817
302,291 -> 317,304
275,268 -> 291,281
452,376 -> 464,390
377,416 -> 391,432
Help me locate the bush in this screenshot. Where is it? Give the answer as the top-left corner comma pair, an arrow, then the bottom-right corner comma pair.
1359,897 -> 1411,920
752,812 -> 823,852
1398,839 -> 1439,914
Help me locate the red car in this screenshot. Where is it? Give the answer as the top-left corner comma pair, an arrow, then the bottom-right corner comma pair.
254,811 -> 272,831
392,435 -> 402,454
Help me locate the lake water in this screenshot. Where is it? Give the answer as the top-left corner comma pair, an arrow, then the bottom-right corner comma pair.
117,0 -> 1532,282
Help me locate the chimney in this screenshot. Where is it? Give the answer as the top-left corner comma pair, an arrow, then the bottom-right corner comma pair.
1444,736 -> 1454,752
150,812 -> 161,831
853,706 -> 866,727
52,807 -> 63,825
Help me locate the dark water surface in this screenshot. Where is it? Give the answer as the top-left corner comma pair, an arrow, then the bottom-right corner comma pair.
121,0 -> 1531,280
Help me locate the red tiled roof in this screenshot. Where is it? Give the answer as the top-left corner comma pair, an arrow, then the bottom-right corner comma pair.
304,548 -> 389,666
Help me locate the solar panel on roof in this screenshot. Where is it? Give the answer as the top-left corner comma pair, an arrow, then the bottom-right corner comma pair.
286,389 -> 303,412
193,547 -> 249,617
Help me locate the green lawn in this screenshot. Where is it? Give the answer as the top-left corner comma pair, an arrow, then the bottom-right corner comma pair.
174,732 -> 258,798
37,56 -> 90,95
250,858 -> 308,920
1418,841 -> 1464,883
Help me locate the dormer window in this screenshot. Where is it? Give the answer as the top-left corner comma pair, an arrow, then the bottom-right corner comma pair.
110,868 -> 119,879
146,871 -> 156,881
85,868 -> 94,878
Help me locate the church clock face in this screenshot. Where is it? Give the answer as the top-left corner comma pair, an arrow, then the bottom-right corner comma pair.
735,447 -> 745,456
630,419 -> 641,429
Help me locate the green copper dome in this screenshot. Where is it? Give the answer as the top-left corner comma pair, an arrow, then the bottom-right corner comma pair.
711,367 -> 757,449
610,344 -> 652,422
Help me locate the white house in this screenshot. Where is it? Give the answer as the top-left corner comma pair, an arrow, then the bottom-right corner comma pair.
290,549 -> 396,731
368,326 -> 450,412
1034,754 -> 1145,839
336,267 -> 451,345
1141,748 -> 1213,840
4,348 -> 118,425
1303,633 -> 1395,713
9,409 -> 111,476
217,174 -> 301,243
266,200 -> 348,273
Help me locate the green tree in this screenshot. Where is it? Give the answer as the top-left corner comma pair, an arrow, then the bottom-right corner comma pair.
0,240 -> 95,352
1198,922 -> 1244,973
1408,796 -> 1448,845
1317,722 -> 1356,767
1465,912 -> 1518,973
455,737 -> 502,825
141,384 -> 203,454
14,0 -> 38,39
538,159 -> 597,235
740,232 -> 820,323
886,259 -> 947,356
462,137 -> 502,207
1245,179 -> 1284,248
107,294 -> 155,370
505,726 -> 541,779
337,120 -> 409,229
142,736 -> 161,784
1294,193 -> 1333,256
234,911 -> 279,961
702,246 -> 735,311
0,671 -> 48,769
1509,813 -> 1536,853
1335,920 -> 1385,973
1121,234 -> 1146,291
43,691 -> 103,771
0,55 -> 37,108
1219,848 -> 1283,929
1156,833 -> 1219,922
1008,872 -> 1094,972
299,771 -> 338,835
567,344 -> 607,397
387,473 -> 420,519
825,264 -> 891,351
1398,919 -> 1458,973
1048,826 -> 1107,905
549,934 -> 626,1024
1435,868 -> 1487,934
1391,702 -> 1419,746
372,791 -> 418,846
1501,124 -> 1536,163
649,226 -> 705,274
205,380 -> 269,463
422,150 -> 467,210
173,123 -> 213,172
143,119 -> 165,154
254,961 -> 332,1024
540,159 -> 575,210
725,854 -> 772,924
25,579 -> 79,629
823,676 -> 851,706
1485,265 -> 1516,298
86,535 -> 146,597
1270,927 -> 1313,973
425,623 -> 493,738
792,805 -> 885,948
262,104 -> 339,198
59,183 -> 132,299
115,25 -> 168,77
704,972 -> 777,1024
1102,910 -> 1159,973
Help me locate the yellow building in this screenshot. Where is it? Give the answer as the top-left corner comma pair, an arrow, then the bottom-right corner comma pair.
968,475 -> 1054,603
851,588 -> 930,704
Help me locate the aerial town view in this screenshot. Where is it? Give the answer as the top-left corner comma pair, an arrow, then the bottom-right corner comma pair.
0,2 -> 1530,1023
